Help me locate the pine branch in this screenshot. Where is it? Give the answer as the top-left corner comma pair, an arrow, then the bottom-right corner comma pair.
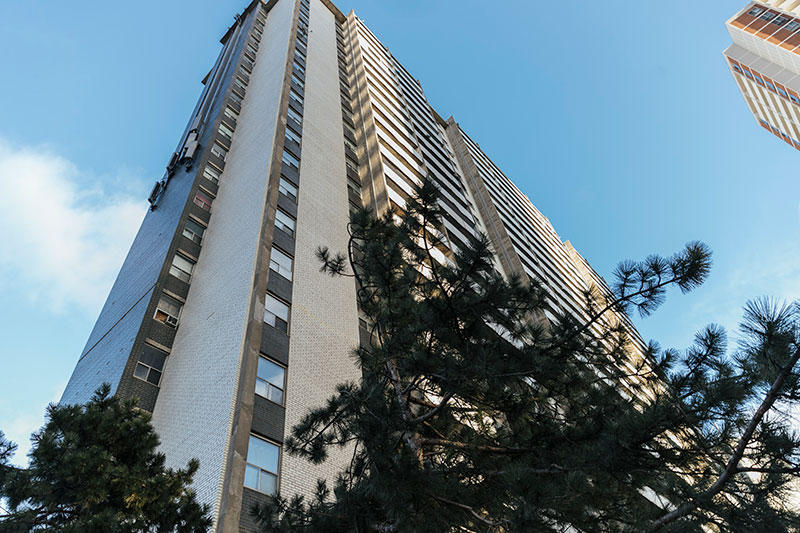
647,345 -> 800,530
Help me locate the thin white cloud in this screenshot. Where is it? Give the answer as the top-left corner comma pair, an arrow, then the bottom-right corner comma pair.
0,139 -> 146,314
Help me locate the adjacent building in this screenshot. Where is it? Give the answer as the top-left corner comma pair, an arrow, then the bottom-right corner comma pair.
61,0 -> 649,530
724,1 -> 800,150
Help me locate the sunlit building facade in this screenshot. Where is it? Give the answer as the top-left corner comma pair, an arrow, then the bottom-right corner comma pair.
61,0 -> 649,530
724,1 -> 800,150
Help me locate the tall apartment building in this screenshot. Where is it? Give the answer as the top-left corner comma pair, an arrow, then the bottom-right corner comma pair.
724,1 -> 800,151
61,0 -> 648,530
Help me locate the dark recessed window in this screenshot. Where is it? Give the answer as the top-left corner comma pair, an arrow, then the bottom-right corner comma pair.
265,294 -> 290,333
772,15 -> 789,26
255,356 -> 285,405
282,150 -> 300,169
244,435 -> 279,495
169,254 -> 195,283
193,191 -> 213,212
269,247 -> 293,281
748,7 -> 764,16
203,166 -> 221,185
154,294 -> 182,328
760,11 -> 777,22
275,209 -> 295,237
134,344 -> 168,386
279,177 -> 298,203
183,218 -> 206,244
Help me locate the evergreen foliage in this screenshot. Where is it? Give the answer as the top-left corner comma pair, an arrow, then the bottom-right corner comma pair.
255,179 -> 800,532
0,385 -> 211,532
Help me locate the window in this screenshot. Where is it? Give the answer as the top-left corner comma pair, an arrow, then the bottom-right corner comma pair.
134,344 -> 168,386
291,73 -> 304,88
289,89 -> 304,106
265,294 -> 290,332
345,157 -> 358,173
294,48 -> 306,62
790,94 -> 800,105
275,209 -> 295,236
767,81 -> 776,91
772,15 -> 789,26
183,218 -> 206,244
218,123 -> 234,140
733,64 -> 742,73
203,166 -> 221,184
288,108 -> 303,127
279,177 -> 298,202
779,88 -> 789,98
233,77 -> 247,93
285,127 -> 301,145
194,191 -> 213,212
748,6 -> 764,16
754,76 -> 764,86
244,435 -> 279,495
169,254 -> 195,283
282,149 -> 300,169
344,138 -> 357,154
255,356 -> 285,404
224,106 -> 239,121
211,143 -> 228,161
744,70 -> 754,80
786,21 -> 800,32
760,11 -> 777,22
229,91 -> 243,106
269,247 -> 293,280
293,59 -> 305,73
154,294 -> 182,327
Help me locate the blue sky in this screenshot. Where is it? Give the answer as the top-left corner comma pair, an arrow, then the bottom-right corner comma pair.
0,0 -> 798,463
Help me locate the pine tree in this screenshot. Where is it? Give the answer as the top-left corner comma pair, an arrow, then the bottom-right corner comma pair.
254,179 -> 800,532
0,385 -> 211,532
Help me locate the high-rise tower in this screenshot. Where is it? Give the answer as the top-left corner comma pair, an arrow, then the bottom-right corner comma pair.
61,0 -> 649,530
724,2 -> 800,151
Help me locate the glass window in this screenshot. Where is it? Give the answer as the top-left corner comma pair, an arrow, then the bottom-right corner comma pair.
234,77 -> 247,92
265,294 -> 289,333
760,11 -> 777,22
194,191 -> 213,212
744,70 -> 754,80
291,73 -> 304,88
269,247 -> 293,280
285,127 -> 301,145
754,76 -> 764,86
211,143 -> 228,161
289,89 -> 304,106
169,254 -> 195,283
288,108 -> 303,127
767,81 -> 776,91
134,344 -> 168,386
203,166 -> 221,184
183,218 -> 206,244
282,149 -> 300,169
733,64 -> 742,73
279,177 -> 298,202
229,91 -> 243,107
345,158 -> 358,173
293,59 -> 305,73
275,209 -> 295,236
244,435 -> 279,495
790,94 -> 800,105
344,138 -> 357,153
748,7 -> 764,16
778,88 -> 788,98
218,123 -> 234,140
154,294 -> 182,327
255,356 -> 285,404
772,15 -> 789,26
786,21 -> 800,32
